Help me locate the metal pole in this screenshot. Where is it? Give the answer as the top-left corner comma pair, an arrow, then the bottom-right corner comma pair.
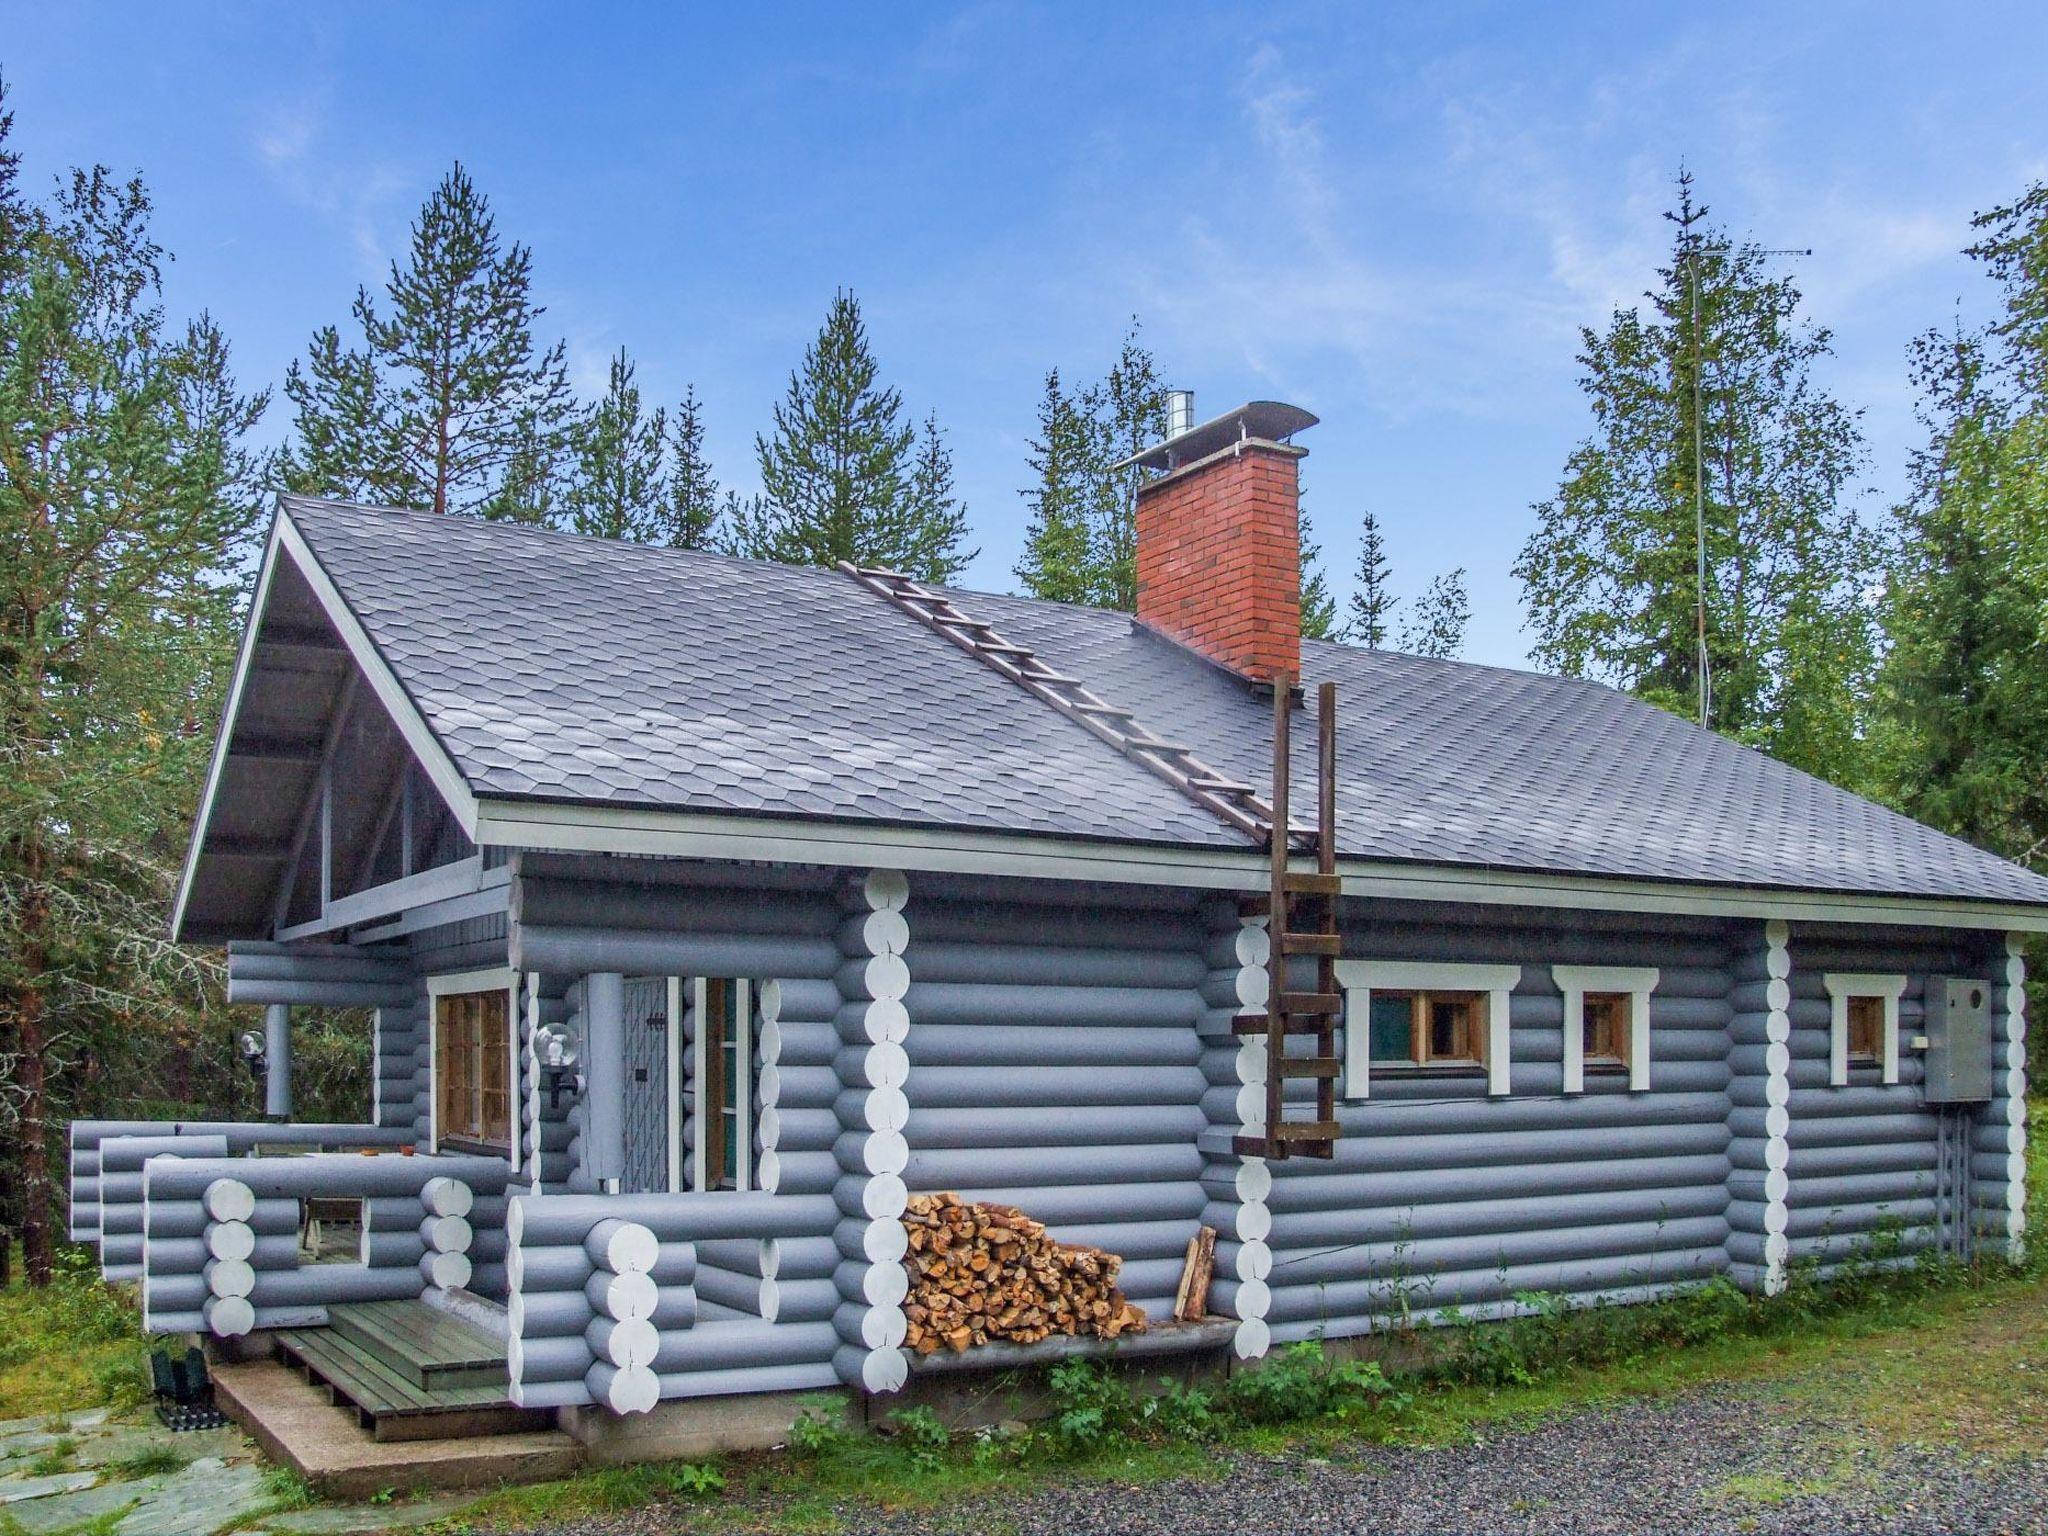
1691,257 -> 1709,729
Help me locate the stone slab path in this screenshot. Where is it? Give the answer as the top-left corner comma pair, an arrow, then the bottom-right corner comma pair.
0,1405 -> 460,1535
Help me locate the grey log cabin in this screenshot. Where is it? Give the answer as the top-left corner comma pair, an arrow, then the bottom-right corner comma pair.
71,397 -> 2043,1441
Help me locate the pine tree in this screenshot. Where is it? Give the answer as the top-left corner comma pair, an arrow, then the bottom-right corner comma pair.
1347,507 -> 1394,647
281,163 -> 573,521
1398,568 -> 1470,658
1513,172 -> 1874,778
564,348 -> 668,542
0,104 -> 269,1280
740,290 -> 971,582
1016,369 -> 1095,604
1298,503 -> 1338,639
664,385 -> 722,550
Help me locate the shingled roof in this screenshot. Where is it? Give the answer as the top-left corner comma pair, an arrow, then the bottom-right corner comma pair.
231,495 -> 2048,910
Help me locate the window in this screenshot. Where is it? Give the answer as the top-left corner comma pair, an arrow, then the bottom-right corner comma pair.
1337,961 -> 1521,1100
1553,966 -> 1658,1093
1822,974 -> 1906,1086
693,977 -> 755,1192
1369,990 -> 1488,1066
430,972 -> 516,1153
1582,993 -> 1631,1065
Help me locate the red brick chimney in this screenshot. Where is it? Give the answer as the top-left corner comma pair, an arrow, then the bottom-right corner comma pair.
1130,398 -> 1320,685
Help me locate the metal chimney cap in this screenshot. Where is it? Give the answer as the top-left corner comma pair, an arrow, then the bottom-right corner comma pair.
1117,399 -> 1319,474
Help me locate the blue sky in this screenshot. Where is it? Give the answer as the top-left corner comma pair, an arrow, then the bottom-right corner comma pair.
6,3 -> 2046,666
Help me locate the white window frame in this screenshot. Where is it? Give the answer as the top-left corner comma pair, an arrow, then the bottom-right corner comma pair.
1823,973 -> 1907,1086
1337,960 -> 1521,1100
1552,965 -> 1658,1094
691,976 -> 753,1193
426,966 -> 519,1164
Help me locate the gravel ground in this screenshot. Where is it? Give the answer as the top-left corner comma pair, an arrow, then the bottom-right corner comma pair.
530,1385 -> 2048,1536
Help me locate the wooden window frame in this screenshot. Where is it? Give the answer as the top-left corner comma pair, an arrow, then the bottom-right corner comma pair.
1554,966 -> 1659,1094
1338,961 -> 1521,1100
1822,973 -> 1906,1086
691,977 -> 753,1193
428,967 -> 518,1161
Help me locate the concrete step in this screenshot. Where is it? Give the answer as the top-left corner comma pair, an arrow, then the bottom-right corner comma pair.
213,1358 -> 583,1499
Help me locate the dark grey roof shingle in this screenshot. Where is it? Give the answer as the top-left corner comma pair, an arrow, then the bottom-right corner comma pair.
283,495 -> 2048,907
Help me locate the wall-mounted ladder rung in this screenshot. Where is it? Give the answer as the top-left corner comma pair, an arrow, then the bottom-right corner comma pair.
1233,1012 -> 1328,1037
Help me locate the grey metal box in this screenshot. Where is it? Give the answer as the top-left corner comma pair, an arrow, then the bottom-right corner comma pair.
1923,974 -> 1994,1104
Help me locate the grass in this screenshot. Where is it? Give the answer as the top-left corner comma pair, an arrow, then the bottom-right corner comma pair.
0,1247 -> 149,1420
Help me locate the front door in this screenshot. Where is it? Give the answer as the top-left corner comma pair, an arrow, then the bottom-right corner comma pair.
620,976 -> 674,1194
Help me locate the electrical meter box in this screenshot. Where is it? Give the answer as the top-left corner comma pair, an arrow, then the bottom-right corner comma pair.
1923,974 -> 1994,1104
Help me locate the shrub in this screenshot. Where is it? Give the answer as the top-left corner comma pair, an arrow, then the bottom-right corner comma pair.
887,1406 -> 951,1468
787,1395 -> 857,1459
1046,1359 -> 1137,1453
1225,1341 -> 1408,1424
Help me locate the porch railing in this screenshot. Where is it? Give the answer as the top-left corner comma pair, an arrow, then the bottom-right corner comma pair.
71,1119 -> 412,1279
137,1150 -> 511,1336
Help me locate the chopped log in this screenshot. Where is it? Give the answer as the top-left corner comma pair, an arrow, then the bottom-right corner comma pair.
901,1191 -> 1146,1354
1173,1225 -> 1217,1322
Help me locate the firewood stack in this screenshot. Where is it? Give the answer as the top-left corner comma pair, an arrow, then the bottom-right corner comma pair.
901,1192 -> 1147,1354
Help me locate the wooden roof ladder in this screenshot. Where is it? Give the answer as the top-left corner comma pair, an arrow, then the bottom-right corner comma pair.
1233,680 -> 1343,1161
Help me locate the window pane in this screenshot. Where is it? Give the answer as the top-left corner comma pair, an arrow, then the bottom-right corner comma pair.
1425,992 -> 1483,1063
1847,995 -> 1884,1060
1584,993 -> 1629,1062
1369,993 -> 1414,1062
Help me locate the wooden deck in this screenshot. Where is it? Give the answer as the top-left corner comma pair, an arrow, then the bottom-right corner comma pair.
274,1298 -> 547,1442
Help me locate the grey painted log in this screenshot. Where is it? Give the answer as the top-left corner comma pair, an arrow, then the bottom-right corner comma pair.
905,943 -> 1208,990
900,982 -> 1199,1030
650,1320 -> 838,1374
903,1144 -> 1202,1190
904,1026 -> 1204,1071
229,978 -> 419,1008
511,923 -> 837,980
146,1152 -> 510,1201
509,1192 -> 835,1245
649,1361 -> 841,1401
1262,1154 -> 1732,1214
1261,1246 -> 1730,1327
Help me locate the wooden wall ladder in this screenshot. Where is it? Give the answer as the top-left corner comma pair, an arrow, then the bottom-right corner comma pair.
1232,680 -> 1343,1161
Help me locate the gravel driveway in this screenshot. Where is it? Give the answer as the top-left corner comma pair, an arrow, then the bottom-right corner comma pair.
529,1384 -> 2048,1536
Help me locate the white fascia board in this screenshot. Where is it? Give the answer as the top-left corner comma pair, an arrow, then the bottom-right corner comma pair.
275,510 -> 478,836
473,795 -> 2048,934
171,518 -> 288,942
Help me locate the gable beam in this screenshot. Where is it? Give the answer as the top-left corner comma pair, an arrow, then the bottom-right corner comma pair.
270,671 -> 359,933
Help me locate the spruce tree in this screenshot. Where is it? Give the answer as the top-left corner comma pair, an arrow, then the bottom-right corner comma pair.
901,412 -> 974,584
0,105 -> 269,1280
1513,172 -> 1874,779
1398,568 -> 1470,658
1347,507 -> 1394,647
1085,321 -> 1167,610
664,385 -> 722,550
1298,504 -> 1338,639
281,163 -> 573,521
1016,369 -> 1095,604
564,348 -> 668,542
1877,187 -> 2048,863
740,290 -> 971,582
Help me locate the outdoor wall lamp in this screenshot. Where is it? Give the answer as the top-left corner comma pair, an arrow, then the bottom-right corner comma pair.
537,1023 -> 580,1110
238,1029 -> 267,1084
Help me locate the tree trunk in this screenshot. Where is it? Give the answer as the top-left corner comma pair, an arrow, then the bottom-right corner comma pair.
16,834 -> 53,1286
